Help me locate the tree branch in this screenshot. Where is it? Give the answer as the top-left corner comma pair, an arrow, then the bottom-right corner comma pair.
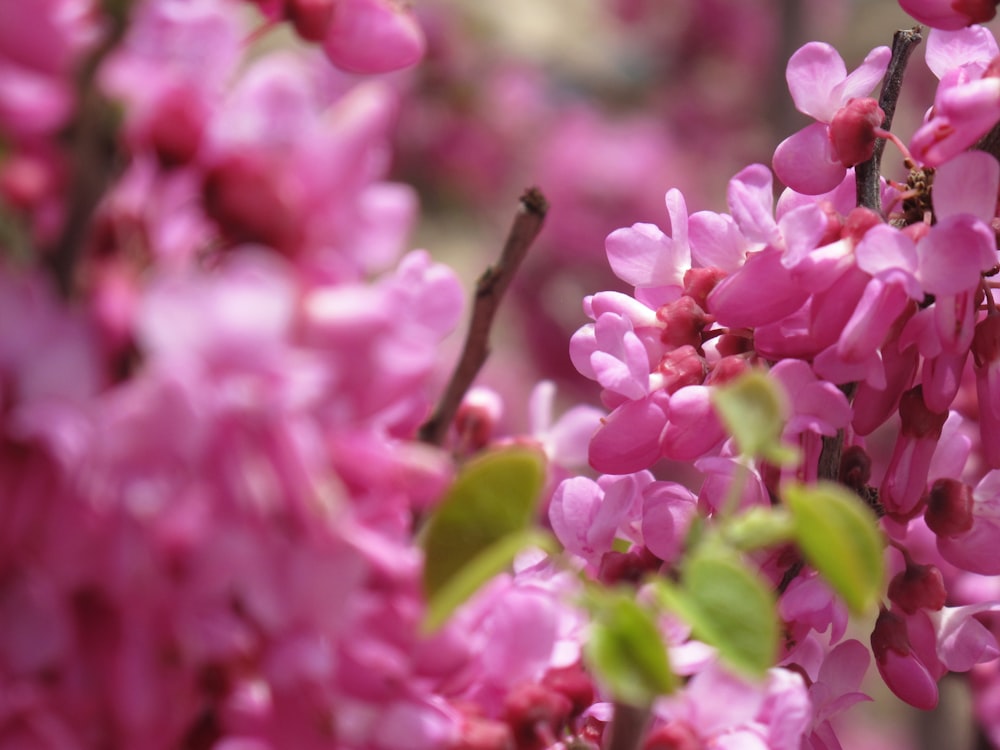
43,2 -> 130,297
606,702 -> 650,750
418,188 -> 548,445
856,26 -> 923,212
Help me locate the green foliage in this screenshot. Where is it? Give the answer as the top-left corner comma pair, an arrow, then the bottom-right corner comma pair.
655,545 -> 779,678
784,481 -> 885,616
584,590 -> 678,707
420,446 -> 547,629
712,370 -> 799,467
723,506 -> 795,551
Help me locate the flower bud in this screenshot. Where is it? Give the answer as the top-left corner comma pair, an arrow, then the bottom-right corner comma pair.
503,683 -> 572,747
839,444 -> 872,493
925,477 -> 975,537
656,345 -> 707,394
829,97 -> 885,168
682,267 -> 727,310
871,608 -> 939,710
286,0 -> 334,42
888,562 -> 947,614
656,295 -> 708,350
644,721 -> 701,750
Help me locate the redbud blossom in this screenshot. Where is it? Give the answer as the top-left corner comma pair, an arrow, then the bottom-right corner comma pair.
973,314 -> 1000,468
888,562 -> 948,614
871,608 -> 940,710
829,97 -> 885,168
773,43 -> 890,193
880,386 -> 948,519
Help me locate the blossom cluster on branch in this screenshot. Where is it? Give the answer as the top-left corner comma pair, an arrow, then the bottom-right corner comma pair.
4,1 -> 1000,749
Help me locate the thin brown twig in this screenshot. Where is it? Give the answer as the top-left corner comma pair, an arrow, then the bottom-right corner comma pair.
856,26 -> 923,212
418,188 -> 549,446
43,3 -> 130,298
606,702 -> 650,750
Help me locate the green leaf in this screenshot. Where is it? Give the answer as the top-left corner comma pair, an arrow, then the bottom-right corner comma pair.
584,591 -> 677,706
422,529 -> 557,633
711,371 -> 799,466
420,445 -> 546,604
723,507 -> 795,551
784,480 -> 885,616
654,546 -> 779,678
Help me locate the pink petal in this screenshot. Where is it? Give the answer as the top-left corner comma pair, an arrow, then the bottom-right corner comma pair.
830,46 -> 892,105
917,215 -> 997,296
926,27 -> 1000,79
606,223 -> 686,289
727,163 -> 780,246
688,211 -> 748,272
773,124 -> 846,195
786,42 -> 848,122
660,386 -> 725,461
932,150 -> 1000,222
323,0 -> 425,74
589,395 -> 668,474
708,247 -> 810,328
549,477 -> 602,557
876,649 -> 939,710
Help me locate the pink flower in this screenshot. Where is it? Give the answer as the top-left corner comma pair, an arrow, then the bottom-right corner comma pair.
899,0 -> 999,30
936,471 -> 1000,574
773,43 -> 891,194
909,30 -> 1000,165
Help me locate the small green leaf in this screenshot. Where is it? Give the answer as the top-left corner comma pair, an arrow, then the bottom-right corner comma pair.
422,529 -> 557,633
421,445 -> 546,597
584,592 -> 677,706
711,371 -> 799,466
723,507 -> 795,551
785,481 -> 885,616
654,546 -> 779,678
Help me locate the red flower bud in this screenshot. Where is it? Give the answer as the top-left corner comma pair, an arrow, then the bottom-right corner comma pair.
925,477 -> 975,537
888,562 -> 947,614
829,97 -> 885,168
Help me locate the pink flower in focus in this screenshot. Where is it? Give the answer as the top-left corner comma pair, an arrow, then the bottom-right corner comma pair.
773,43 -> 891,194
910,28 -> 1000,165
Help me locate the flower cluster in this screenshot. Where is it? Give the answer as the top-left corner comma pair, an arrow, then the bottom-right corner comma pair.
565,16 -> 1000,748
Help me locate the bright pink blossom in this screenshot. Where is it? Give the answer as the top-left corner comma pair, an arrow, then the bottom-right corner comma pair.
773,43 -> 891,193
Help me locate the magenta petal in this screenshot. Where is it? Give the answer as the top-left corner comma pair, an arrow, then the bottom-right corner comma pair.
773,124 -> 846,195
876,649 -> 939,710
830,46 -> 892,104
726,163 -> 780,246
323,0 -> 425,74
641,482 -> 696,562
606,222 -> 687,289
708,247 -> 810,328
934,604 -> 1000,672
938,518 -> 1000,575
688,211 -> 747,272
660,386 -> 725,461
932,151 -> 1000,222
549,476 -> 602,558
589,396 -> 667,474
899,0 -> 992,30
786,42 -> 848,121
917,215 -> 996,296
926,27 -> 999,79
